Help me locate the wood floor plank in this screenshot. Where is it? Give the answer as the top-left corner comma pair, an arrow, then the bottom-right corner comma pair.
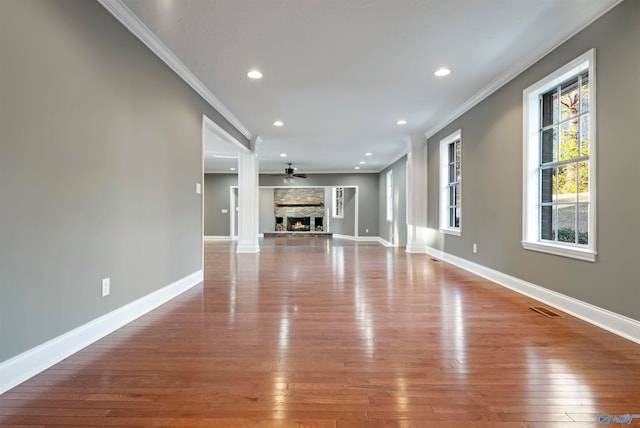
1,238 -> 639,427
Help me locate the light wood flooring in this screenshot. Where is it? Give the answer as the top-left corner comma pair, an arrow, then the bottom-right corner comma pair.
2,237 -> 640,427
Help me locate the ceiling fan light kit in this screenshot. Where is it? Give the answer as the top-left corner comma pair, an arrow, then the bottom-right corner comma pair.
283,163 -> 307,184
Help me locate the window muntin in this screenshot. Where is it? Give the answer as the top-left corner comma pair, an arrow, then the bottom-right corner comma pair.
332,187 -> 344,218
539,72 -> 590,246
439,130 -> 461,235
522,49 -> 596,262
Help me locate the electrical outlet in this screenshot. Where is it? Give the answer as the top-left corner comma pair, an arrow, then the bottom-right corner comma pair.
365,228 -> 369,233
101,278 -> 110,297
473,243 -> 478,254
196,183 -> 202,194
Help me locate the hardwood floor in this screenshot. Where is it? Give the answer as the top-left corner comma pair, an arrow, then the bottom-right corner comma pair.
2,237 -> 640,427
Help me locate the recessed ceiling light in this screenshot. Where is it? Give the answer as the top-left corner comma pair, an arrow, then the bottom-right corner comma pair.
396,119 -> 407,125
273,120 -> 284,127
354,166 -> 361,170
247,69 -> 263,79
434,67 -> 451,77
359,161 -> 366,165
230,167 -> 236,171
280,153 -> 287,157
365,152 -> 372,156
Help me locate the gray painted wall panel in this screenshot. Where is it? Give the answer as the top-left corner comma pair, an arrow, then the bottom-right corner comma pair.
426,0 -> 640,320
259,188 -> 275,233
203,174 -> 238,236
0,1 -> 248,361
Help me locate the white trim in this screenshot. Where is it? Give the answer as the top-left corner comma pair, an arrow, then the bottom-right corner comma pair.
440,228 -> 462,237
201,118 -> 205,272
521,49 -> 596,262
426,247 -> 640,344
97,0 -> 251,140
204,236 -> 233,241
375,150 -> 409,174
203,115 -> 250,154
424,0 -> 622,139
406,243 -> 429,253
0,270 -> 203,395
439,129 -> 462,235
333,234 -> 393,247
386,170 -> 393,222
230,186 -> 238,240
235,150 -> 260,254
522,241 -> 596,262
354,187 -> 360,238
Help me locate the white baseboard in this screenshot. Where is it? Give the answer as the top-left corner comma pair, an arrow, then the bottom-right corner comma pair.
406,241 -> 429,253
332,233 -> 357,241
0,270 -> 203,395
426,247 -> 640,344
333,234 -> 393,247
204,235 -> 232,241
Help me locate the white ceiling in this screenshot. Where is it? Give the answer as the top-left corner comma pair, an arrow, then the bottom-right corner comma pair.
115,0 -> 619,174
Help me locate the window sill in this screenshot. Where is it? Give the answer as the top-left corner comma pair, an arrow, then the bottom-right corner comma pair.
440,228 -> 461,237
522,241 -> 596,262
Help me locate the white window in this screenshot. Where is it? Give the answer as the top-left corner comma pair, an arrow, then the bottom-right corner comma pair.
439,130 -> 462,236
386,170 -> 393,222
332,187 -> 344,218
522,49 -> 596,262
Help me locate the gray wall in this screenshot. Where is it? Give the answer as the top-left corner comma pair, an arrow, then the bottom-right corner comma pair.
204,174 -> 238,236
0,1 -> 248,361
379,156 -> 407,246
426,0 -> 640,320
331,187 -> 356,236
260,173 -> 379,236
259,188 -> 275,233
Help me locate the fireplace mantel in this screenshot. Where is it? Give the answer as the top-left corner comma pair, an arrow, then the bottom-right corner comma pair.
275,202 -> 324,207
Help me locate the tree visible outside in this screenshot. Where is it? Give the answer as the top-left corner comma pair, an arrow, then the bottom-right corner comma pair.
541,72 -> 589,245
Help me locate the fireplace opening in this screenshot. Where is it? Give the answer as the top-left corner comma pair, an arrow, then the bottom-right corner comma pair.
287,216 -> 311,231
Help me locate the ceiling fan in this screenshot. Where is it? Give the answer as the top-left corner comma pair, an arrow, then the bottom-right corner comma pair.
283,163 -> 307,183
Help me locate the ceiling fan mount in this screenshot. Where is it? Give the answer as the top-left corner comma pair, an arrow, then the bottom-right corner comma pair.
284,163 -> 307,180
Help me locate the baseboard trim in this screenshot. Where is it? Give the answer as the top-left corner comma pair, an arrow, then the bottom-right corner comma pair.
0,270 -> 203,395
406,242 -> 429,253
333,234 -> 393,247
426,247 -> 640,344
204,235 -> 232,241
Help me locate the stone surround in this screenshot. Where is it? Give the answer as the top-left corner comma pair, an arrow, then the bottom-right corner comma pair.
274,188 -> 325,231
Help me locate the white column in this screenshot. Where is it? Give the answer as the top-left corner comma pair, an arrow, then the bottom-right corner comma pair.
236,149 -> 260,253
405,134 -> 429,253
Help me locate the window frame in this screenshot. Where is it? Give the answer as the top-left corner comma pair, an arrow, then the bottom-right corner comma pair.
386,170 -> 393,222
332,186 -> 344,219
439,129 -> 462,236
522,49 -> 597,262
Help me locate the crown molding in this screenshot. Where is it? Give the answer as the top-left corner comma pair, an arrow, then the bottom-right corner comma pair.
424,0 -> 623,139
97,0 -> 252,140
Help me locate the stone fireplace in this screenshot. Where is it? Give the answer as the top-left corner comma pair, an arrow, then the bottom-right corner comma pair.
274,188 -> 325,232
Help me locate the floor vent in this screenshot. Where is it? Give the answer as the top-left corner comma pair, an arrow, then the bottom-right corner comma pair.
530,306 -> 563,318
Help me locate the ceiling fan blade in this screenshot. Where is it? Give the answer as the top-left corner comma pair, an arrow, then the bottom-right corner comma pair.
292,174 -> 307,178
